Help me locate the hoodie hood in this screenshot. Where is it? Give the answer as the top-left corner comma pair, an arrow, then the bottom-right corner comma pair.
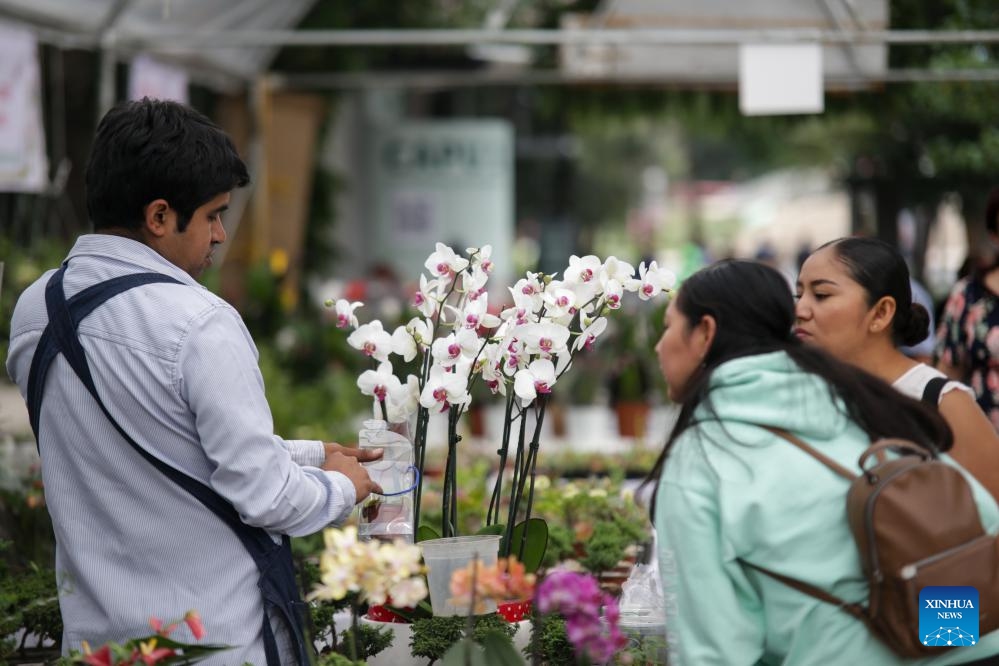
695,350 -> 853,442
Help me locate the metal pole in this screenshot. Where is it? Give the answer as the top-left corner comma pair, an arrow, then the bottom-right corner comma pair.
111,28 -> 999,49
95,0 -> 133,121
268,67 -> 999,91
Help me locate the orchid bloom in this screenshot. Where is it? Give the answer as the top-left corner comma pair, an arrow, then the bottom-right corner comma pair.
331,299 -> 363,329
573,316 -> 608,351
518,322 -> 571,358
310,526 -> 427,607
602,278 -> 625,310
347,321 -> 393,362
358,361 -> 402,404
385,374 -> 420,423
477,342 -> 508,395
543,285 -> 577,320
420,365 -> 471,412
461,265 -> 490,296
424,242 -> 469,278
467,244 -> 495,274
413,274 -> 443,318
510,272 -> 545,311
563,254 -> 602,286
430,329 -> 480,368
514,358 -> 557,404
458,293 -> 501,330
601,256 -> 636,289
626,260 -> 677,300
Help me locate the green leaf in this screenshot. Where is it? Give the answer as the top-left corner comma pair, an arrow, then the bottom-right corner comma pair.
439,638 -> 488,666
439,631 -> 524,666
475,524 -> 506,537
502,518 -> 548,573
417,525 -> 441,542
479,630 -> 526,666
384,599 -> 433,622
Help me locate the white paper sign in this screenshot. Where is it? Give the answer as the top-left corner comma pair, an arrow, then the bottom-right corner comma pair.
739,44 -> 824,116
128,54 -> 189,104
0,21 -> 48,193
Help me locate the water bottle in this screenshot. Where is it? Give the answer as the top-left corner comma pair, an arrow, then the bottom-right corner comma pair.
356,419 -> 416,544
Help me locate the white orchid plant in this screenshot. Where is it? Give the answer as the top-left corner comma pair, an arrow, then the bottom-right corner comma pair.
327,243 -> 674,561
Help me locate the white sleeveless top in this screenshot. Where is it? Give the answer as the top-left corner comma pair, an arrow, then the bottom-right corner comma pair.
892,363 -> 974,404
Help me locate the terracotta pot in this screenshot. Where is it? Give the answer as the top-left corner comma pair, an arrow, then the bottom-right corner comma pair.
615,401 -> 650,438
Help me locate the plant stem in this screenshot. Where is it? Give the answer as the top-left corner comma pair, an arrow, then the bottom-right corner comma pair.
349,602 -> 359,662
487,390 -> 517,526
516,395 -> 547,561
502,411 -> 529,557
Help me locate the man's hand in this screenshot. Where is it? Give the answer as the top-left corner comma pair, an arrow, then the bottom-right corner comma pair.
323,442 -> 384,465
322,451 -> 382,502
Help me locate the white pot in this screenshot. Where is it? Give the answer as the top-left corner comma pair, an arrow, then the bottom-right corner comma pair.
359,617 -> 532,666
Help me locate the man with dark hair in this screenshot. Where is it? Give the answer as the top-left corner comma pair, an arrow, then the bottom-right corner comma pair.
6,98 -> 380,665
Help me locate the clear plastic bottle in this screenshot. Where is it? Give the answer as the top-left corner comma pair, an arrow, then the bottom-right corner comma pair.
356,419 -> 416,544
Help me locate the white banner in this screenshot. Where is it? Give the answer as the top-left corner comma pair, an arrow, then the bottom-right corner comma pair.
0,21 -> 48,193
128,54 -> 189,104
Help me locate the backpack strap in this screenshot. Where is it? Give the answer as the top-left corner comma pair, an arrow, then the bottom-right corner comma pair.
740,560 -> 871,626
759,426 -> 857,481
921,376 -> 948,406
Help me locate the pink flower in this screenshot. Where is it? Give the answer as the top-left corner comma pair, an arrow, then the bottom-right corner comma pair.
147,617 -> 177,637
184,609 -> 205,640
535,570 -> 628,663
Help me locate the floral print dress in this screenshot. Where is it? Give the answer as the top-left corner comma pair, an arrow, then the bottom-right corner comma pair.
935,276 -> 999,428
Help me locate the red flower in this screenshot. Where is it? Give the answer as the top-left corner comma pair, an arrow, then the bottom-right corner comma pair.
81,645 -> 113,666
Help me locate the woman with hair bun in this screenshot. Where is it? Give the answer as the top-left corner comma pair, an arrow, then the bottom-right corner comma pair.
796,236 -> 999,499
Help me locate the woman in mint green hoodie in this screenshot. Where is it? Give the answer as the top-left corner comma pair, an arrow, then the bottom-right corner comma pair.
649,260 -> 999,665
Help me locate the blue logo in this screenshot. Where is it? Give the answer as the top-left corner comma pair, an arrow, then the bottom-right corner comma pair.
919,586 -> 979,647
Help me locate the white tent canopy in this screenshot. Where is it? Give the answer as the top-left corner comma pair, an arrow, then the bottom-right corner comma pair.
0,0 -> 315,89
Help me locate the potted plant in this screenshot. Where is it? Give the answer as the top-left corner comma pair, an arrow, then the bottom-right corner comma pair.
604,300 -> 667,439
326,245 -> 672,662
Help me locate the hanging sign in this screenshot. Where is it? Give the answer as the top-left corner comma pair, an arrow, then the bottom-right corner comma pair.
128,54 -> 189,104
0,21 -> 48,193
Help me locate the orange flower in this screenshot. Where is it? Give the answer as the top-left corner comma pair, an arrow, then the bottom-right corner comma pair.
449,556 -> 536,611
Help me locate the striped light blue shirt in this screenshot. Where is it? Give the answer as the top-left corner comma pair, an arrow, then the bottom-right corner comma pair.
7,234 -> 355,665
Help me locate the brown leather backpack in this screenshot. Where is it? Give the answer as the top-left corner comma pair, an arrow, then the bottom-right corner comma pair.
745,429 -> 999,657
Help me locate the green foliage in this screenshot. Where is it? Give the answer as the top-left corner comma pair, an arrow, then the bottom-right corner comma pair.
439,630 -> 524,666
0,237 -> 72,377
0,465 -> 56,570
529,614 -> 575,666
532,476 -> 651,571
410,613 -> 516,664
579,523 -> 629,576
0,547 -> 62,662
541,524 -> 575,569
317,652 -> 366,666
336,622 -> 394,661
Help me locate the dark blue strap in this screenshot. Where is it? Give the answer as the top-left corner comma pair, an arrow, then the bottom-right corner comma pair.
921,376 -> 948,407
28,265 -> 310,666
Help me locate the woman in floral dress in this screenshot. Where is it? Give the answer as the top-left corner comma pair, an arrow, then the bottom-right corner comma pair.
936,186 -> 999,430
